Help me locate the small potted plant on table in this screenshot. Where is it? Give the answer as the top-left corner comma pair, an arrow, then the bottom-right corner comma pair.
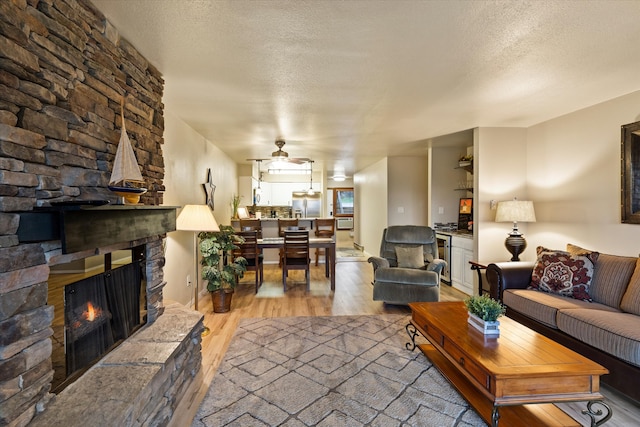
199,225 -> 247,313
464,294 -> 506,336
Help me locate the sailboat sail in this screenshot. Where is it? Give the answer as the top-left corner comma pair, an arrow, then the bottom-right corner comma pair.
109,99 -> 144,186
108,96 -> 147,204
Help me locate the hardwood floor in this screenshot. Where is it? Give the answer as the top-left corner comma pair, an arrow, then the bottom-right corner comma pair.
167,259 -> 640,427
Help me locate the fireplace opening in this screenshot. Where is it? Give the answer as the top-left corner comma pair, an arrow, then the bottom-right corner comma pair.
49,248 -> 147,393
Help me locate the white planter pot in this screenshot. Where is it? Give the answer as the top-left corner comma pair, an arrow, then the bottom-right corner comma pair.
467,312 -> 500,336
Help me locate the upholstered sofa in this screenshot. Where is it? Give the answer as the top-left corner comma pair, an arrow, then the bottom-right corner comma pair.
368,225 -> 446,305
486,244 -> 640,403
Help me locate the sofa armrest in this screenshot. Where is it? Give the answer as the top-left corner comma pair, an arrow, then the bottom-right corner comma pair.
367,256 -> 390,274
486,261 -> 535,301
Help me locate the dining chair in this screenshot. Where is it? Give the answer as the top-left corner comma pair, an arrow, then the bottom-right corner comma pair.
314,218 -> 335,266
233,230 -> 263,292
239,218 -> 262,238
277,218 -> 299,266
282,229 -> 310,291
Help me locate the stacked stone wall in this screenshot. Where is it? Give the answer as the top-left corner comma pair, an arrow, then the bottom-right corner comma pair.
0,1 -> 169,425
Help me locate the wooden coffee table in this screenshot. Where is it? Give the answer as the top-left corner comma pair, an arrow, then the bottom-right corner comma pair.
407,302 -> 611,427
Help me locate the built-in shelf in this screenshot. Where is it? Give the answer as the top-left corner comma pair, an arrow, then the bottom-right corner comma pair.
456,163 -> 473,174
17,205 -> 178,254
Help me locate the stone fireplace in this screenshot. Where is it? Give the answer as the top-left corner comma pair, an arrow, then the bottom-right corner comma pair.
0,1 -> 202,425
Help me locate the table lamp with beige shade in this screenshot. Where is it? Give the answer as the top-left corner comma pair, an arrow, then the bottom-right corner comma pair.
495,199 -> 536,261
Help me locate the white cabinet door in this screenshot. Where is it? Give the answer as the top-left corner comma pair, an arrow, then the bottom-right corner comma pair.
450,235 -> 474,295
255,182 -> 271,206
462,249 -> 475,295
450,246 -> 464,288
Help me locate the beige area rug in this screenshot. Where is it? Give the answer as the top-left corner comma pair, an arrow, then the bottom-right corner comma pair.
336,247 -> 367,261
191,315 -> 486,426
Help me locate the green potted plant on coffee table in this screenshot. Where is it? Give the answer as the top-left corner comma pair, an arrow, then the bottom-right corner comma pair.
464,294 -> 506,336
199,225 -> 247,313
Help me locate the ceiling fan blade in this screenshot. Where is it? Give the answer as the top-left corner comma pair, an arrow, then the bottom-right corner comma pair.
288,158 -> 310,164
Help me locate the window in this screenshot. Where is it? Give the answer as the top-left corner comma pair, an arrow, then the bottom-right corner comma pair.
333,188 -> 354,217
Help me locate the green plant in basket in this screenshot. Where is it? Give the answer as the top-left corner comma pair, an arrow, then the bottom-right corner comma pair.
464,294 -> 506,322
199,225 -> 248,292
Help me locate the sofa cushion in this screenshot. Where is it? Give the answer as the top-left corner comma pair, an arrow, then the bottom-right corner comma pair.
567,243 -> 637,307
530,246 -> 598,301
557,308 -> 640,368
395,245 -> 425,269
503,289 -> 616,328
375,267 -> 438,286
620,259 -> 640,315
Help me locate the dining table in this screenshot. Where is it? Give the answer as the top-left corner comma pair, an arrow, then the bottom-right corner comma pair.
257,236 -> 337,290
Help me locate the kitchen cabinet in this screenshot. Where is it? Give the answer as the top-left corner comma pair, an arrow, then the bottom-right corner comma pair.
450,234 -> 474,295
255,182 -> 271,206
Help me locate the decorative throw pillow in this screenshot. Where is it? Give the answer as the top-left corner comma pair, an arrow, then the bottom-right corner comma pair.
620,259 -> 640,315
395,245 -> 425,269
529,246 -> 598,301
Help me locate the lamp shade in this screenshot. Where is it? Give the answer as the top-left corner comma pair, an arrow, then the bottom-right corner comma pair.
495,200 -> 536,223
176,204 -> 219,231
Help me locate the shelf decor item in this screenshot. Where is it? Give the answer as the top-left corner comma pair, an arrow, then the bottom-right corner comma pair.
464,294 -> 506,335
108,95 -> 147,204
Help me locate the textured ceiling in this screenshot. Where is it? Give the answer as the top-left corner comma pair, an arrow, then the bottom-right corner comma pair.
91,0 -> 640,176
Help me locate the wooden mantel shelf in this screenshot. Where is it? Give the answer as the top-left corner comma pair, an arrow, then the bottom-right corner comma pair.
17,205 -> 178,254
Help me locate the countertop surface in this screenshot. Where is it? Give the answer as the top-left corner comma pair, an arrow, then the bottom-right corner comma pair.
232,217 -> 322,221
435,230 -> 473,238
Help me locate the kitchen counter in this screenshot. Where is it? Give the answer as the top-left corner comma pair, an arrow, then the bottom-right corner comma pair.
435,230 -> 473,238
231,218 -> 321,222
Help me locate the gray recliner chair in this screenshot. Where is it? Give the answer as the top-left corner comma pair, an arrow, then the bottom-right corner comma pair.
368,225 -> 446,304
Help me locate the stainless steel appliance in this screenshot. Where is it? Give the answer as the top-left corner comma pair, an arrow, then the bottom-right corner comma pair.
435,232 -> 451,284
291,191 -> 322,218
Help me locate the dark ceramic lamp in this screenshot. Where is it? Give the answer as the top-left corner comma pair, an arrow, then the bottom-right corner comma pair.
495,199 -> 536,261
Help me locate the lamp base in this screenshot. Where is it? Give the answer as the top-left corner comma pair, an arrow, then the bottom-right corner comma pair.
505,233 -> 527,261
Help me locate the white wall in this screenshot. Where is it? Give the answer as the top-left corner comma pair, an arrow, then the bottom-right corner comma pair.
388,156 -> 429,226
354,158 -> 388,256
162,108 -> 238,306
524,90 -> 640,257
475,127 -> 528,263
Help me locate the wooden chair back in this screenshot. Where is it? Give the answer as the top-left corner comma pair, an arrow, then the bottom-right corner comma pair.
282,229 -> 310,291
239,218 -> 262,239
315,218 -> 335,238
314,218 -> 335,266
278,218 -> 299,237
233,230 -> 263,292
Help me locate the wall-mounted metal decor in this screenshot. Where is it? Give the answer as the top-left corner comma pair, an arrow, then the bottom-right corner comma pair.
202,168 -> 216,210
621,120 -> 640,223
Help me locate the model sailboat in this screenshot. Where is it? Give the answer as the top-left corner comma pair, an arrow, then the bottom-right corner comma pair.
108,96 -> 147,204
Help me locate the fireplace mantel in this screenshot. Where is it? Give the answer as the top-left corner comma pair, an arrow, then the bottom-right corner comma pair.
17,205 -> 178,254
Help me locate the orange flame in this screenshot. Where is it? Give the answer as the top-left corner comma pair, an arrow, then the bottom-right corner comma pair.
86,302 -> 96,322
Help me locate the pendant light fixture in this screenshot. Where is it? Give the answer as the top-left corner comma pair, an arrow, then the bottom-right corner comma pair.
307,160 -> 315,195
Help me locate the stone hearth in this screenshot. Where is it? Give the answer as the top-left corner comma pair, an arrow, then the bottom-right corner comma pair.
29,303 -> 203,427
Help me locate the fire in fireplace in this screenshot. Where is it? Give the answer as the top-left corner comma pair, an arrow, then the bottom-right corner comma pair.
52,257 -> 146,392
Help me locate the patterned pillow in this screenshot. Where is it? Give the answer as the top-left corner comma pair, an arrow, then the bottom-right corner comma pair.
529,246 -> 599,301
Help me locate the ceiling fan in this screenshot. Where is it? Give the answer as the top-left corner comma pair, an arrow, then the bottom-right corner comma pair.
247,139 -> 311,165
